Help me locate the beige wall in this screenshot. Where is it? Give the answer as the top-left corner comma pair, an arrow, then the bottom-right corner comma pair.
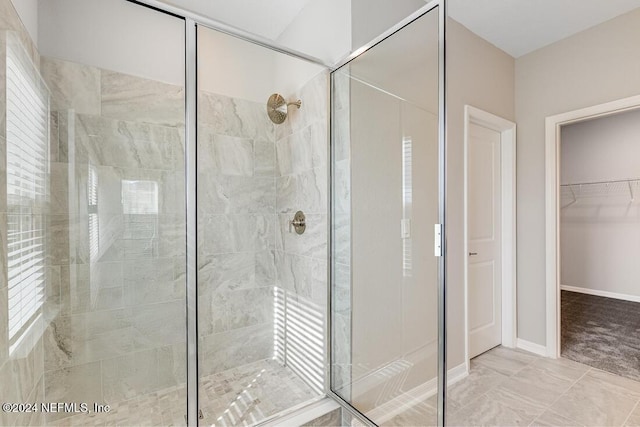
446,18 -> 515,367
515,7 -> 640,345
351,0 -> 425,50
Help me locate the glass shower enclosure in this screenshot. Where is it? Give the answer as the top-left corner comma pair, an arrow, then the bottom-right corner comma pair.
330,6 -> 444,426
194,24 -> 328,424
0,0 -> 446,425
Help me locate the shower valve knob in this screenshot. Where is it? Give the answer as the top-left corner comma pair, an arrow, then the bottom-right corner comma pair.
289,211 -> 306,235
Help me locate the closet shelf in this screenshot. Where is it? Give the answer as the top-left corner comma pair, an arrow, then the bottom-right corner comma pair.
560,178 -> 640,207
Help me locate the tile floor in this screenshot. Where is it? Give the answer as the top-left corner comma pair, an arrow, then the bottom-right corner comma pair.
386,346 -> 640,427
46,347 -> 640,426
51,359 -> 319,426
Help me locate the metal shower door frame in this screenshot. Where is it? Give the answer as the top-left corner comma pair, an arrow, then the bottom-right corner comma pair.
125,1 -> 447,425
327,1 -> 447,425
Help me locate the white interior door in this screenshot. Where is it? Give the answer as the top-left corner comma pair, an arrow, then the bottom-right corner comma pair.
468,122 -> 502,359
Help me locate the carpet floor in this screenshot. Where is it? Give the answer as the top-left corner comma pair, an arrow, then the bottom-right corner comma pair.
561,290 -> 640,381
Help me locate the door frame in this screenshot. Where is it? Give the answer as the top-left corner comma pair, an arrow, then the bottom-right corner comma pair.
544,94 -> 640,358
464,105 -> 517,370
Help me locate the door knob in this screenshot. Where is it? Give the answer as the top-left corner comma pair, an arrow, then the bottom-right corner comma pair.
469,252 -> 478,256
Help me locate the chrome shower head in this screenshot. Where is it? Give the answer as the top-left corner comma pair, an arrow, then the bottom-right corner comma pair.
267,93 -> 301,124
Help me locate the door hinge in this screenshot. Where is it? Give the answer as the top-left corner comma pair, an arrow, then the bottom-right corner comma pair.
184,410 -> 204,424
434,223 -> 443,257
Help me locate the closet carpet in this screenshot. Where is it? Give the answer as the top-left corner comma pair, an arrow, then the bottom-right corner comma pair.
561,290 -> 640,381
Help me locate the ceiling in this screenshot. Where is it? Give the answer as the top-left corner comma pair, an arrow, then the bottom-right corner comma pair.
448,0 -> 640,57
158,0 -> 313,40
157,0 -> 640,60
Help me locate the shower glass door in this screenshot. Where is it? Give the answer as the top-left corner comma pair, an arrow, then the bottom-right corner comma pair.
0,2 -> 187,426
331,5 -> 443,425
195,25 -> 328,425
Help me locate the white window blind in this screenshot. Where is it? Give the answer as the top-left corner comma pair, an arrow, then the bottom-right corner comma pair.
122,180 -> 158,215
88,164 -> 99,261
6,34 -> 49,350
402,136 -> 412,276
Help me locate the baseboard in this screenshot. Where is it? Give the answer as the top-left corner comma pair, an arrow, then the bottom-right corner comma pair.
516,338 -> 547,357
366,363 -> 468,424
560,285 -> 640,303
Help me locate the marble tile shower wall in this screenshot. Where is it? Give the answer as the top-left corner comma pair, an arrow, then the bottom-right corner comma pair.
197,89 -> 278,376
196,70 -> 329,387
0,1 -> 45,426
274,71 -> 329,389
331,71 -> 352,397
40,56 -> 186,423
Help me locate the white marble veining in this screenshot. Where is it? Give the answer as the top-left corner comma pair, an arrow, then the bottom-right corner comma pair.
0,336 -> 39,407
276,167 -> 327,215
198,252 -> 256,291
44,361 -> 103,422
198,173 -> 275,215
255,139 -> 277,177
276,121 -> 327,176
101,70 -> 184,127
199,324 -> 273,376
46,215 -> 73,266
101,346 -> 184,404
276,213 -> 327,260
332,263 -> 351,316
332,69 -> 351,112
334,107 -> 351,162
275,71 -> 329,141
49,162 -> 69,215
199,91 -> 275,142
333,213 -> 351,267
198,127 -> 254,176
332,312 -> 352,393
41,58 -> 101,116
199,214 -> 276,255
275,252 -> 327,306
333,159 -> 351,215
132,301 -> 185,349
76,114 -> 185,171
0,1 -> 39,65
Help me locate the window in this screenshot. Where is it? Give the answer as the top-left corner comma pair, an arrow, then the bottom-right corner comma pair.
402,136 -> 412,276
88,164 -> 99,261
121,180 -> 158,215
5,34 -> 49,353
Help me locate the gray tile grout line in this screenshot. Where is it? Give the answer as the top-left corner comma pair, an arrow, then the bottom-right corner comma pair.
527,366 -> 593,427
621,395 -> 640,426
484,353 -> 554,426
446,350 -> 640,427
583,364 -> 640,426
446,349 -> 540,418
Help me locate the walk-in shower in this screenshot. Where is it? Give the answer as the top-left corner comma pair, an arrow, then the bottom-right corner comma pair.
0,0 -> 446,425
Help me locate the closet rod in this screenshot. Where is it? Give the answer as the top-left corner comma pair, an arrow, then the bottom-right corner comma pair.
560,178 -> 640,187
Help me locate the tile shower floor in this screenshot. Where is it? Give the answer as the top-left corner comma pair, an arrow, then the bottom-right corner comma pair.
52,359 -> 318,427
385,346 -> 640,427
